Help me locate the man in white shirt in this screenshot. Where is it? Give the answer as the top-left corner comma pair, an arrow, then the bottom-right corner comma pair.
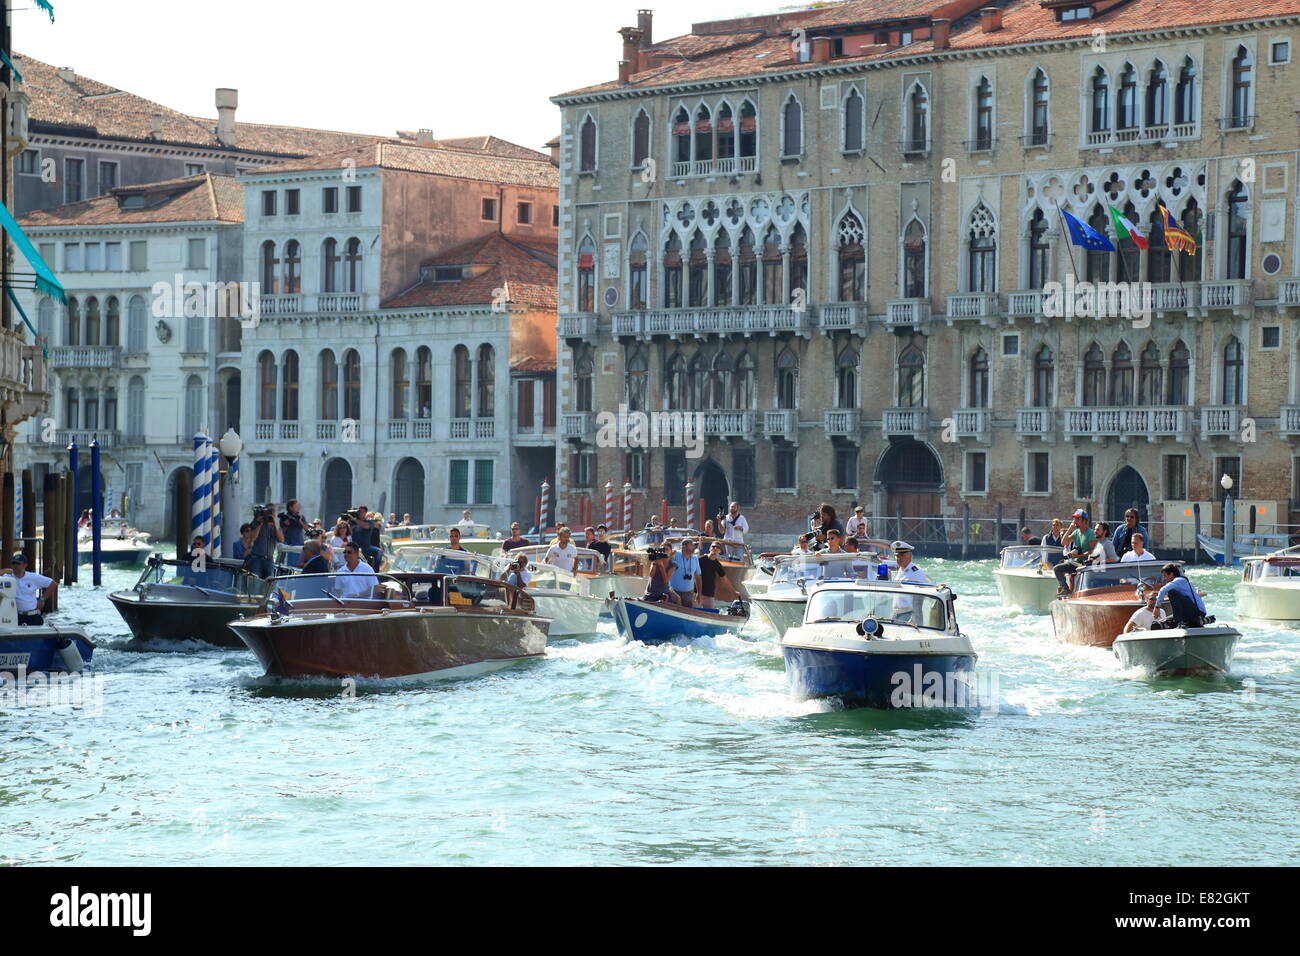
336,544 -> 379,600
1119,532 -> 1155,563
889,541 -> 932,623
1124,591 -> 1168,632
723,502 -> 749,543
846,507 -> 870,541
5,553 -> 56,625
544,527 -> 578,573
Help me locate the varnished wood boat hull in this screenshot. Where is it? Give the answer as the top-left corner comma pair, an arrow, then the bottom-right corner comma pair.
1050,597 -> 1139,647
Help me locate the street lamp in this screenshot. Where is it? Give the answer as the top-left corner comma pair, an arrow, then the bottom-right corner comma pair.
1221,473 -> 1235,567
219,429 -> 243,558
1220,473 -> 1233,493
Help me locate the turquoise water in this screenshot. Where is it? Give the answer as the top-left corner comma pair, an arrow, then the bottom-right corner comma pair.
2,561 -> 1297,866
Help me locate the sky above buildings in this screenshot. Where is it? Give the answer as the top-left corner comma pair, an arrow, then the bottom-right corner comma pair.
15,0 -> 755,153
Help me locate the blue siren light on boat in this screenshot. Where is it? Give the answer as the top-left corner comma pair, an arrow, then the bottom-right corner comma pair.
855,617 -> 881,636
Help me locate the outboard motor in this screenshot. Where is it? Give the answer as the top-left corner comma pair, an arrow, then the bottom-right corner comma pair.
726,599 -> 747,617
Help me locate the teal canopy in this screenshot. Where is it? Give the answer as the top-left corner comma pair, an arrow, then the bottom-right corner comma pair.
0,201 -> 65,303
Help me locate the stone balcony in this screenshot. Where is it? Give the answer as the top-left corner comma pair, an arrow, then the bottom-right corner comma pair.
884,299 -> 930,331
560,314 -> 598,342
1200,405 -> 1244,440
260,293 -> 365,316
882,407 -> 928,439
1064,406 -> 1192,442
1281,405 -> 1300,438
669,156 -> 758,179
253,421 -> 302,441
1015,407 -> 1056,442
1006,290 -> 1044,319
1199,280 -> 1252,316
945,293 -> 1000,325
763,408 -> 798,441
452,418 -> 498,441
55,428 -> 122,449
817,302 -> 869,336
1279,279 -> 1300,311
561,412 -> 594,441
49,345 -> 121,369
611,306 -> 810,340
823,408 -> 861,441
314,421 -> 363,442
952,408 -> 992,441
1083,121 -> 1198,148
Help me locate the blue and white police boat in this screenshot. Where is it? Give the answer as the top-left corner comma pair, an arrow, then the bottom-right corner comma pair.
0,577 -> 94,674
611,597 -> 748,645
781,580 -> 977,710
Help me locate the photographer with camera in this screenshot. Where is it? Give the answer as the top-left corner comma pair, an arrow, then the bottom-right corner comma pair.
246,503 -> 284,579
642,546 -> 676,604
348,505 -> 384,569
279,498 -> 309,548
503,553 -> 531,590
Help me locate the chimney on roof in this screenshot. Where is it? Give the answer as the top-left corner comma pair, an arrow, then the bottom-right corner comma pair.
619,59 -> 633,84
619,26 -> 644,81
150,114 -> 163,137
215,88 -> 238,147
932,18 -> 950,49
416,128 -> 436,144
980,6 -> 1003,32
637,9 -> 653,48
812,36 -> 832,64
57,66 -> 75,83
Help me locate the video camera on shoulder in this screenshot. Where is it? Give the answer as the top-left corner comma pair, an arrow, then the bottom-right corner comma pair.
646,546 -> 668,562
253,503 -> 275,523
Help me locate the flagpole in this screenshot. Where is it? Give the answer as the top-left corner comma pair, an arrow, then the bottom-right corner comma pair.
1054,200 -> 1081,281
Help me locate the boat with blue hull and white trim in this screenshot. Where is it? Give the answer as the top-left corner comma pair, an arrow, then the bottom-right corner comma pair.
781,581 -> 977,710
611,597 -> 748,645
0,578 -> 94,674
751,551 -> 885,638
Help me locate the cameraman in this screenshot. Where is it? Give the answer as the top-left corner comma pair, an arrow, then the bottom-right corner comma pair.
246,503 -> 284,579
349,505 -> 384,569
279,498 -> 309,548
503,554 -> 531,590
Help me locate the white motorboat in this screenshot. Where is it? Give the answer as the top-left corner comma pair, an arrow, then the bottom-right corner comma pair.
750,551 -> 885,639
491,552 -> 605,637
1197,531 -> 1291,567
993,544 -> 1059,613
1235,550 -> 1300,621
1112,625 -> 1241,677
73,524 -> 153,567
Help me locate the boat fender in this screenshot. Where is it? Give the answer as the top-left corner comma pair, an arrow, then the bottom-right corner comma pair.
56,638 -> 84,673
856,617 -> 882,639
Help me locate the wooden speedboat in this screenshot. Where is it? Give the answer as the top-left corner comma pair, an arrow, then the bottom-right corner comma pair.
230,572 -> 550,679
751,551 -> 884,639
0,578 -> 94,674
611,597 -> 748,645
1235,550 -> 1300,621
1113,625 -> 1241,677
1049,560 -> 1172,647
993,545 -> 1059,613
108,555 -> 273,648
781,580 -> 977,710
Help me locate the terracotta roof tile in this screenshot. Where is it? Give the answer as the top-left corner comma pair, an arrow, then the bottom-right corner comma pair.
249,141 -> 559,188
18,173 -> 243,228
382,233 -> 557,310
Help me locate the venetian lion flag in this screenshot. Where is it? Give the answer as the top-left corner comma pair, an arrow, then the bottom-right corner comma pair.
1108,206 -> 1149,250
1159,203 -> 1197,255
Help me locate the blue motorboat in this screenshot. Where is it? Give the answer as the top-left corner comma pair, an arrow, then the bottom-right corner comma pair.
0,576 -> 95,673
1196,532 -> 1291,567
611,597 -> 747,645
781,580 -> 977,710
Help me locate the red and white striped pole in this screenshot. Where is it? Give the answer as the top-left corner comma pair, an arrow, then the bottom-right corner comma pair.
622,481 -> 632,532
661,499 -> 668,526
540,479 -> 550,533
604,481 -> 614,528
699,498 -> 706,534
685,481 -> 695,531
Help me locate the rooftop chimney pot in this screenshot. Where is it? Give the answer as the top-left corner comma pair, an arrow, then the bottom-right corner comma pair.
812,36 -> 832,64
932,18 -> 951,49
57,66 -> 75,83
980,6 -> 1003,32
637,9 -> 654,48
416,128 -> 436,144
215,88 -> 238,147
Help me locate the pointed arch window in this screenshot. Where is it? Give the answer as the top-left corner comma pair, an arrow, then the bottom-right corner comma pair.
1110,341 -> 1134,405
738,100 -> 757,158
628,234 -> 648,309
1032,345 -> 1054,407
688,230 -> 708,308
664,351 -> 687,411
781,94 -> 802,157
632,109 -> 651,169
1086,206 -> 1111,281
1138,342 -> 1163,405
282,350 -> 300,421
575,355 -> 594,413
1168,340 -> 1190,405
1028,209 -> 1051,289
452,345 -> 471,418
1030,69 -> 1050,145
1146,61 -> 1169,129
711,350 -> 734,409
391,348 -> 409,419
761,226 -> 783,305
789,224 -> 808,301
1175,58 -> 1197,126
626,349 -> 648,412
737,227 -> 757,306
717,102 -> 736,160
687,350 -> 709,410
258,350 -> 277,420
66,297 -> 79,346
973,77 -> 994,150
732,351 -> 755,410
662,232 -> 683,308
836,346 -> 859,409
1117,202 -> 1141,280
260,241 -> 278,294
84,388 -> 98,432
1082,343 -> 1106,406
1182,199 -> 1203,281
672,106 -> 692,164
476,344 -> 495,417
897,346 -> 925,408
694,103 -> 713,163
1226,181 -> 1249,280
283,240 -> 302,293
1117,63 -> 1139,131
579,115 -> 597,171
713,232 -> 733,307
1222,337 -> 1244,404
837,212 -> 865,301
776,347 -> 799,410
1147,208 -> 1170,283
843,88 -> 864,151
415,346 -> 432,418
967,203 -> 997,293
1230,46 -> 1253,127
577,236 -> 596,312
969,348 -> 990,408
1091,67 -> 1110,132
903,220 -> 926,298
319,349 -> 339,420
906,84 -> 928,152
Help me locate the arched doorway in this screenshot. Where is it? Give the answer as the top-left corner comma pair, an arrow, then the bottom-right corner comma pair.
392,458 -> 425,524
874,439 -> 944,543
1106,465 -> 1149,527
693,459 -> 729,530
321,458 -> 353,521
162,466 -> 188,547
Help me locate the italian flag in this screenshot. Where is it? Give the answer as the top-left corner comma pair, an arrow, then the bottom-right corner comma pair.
1109,206 -> 1149,250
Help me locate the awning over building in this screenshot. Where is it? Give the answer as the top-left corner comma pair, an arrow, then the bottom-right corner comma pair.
0,200 -> 65,303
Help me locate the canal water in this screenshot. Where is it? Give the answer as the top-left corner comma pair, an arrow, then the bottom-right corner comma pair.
2,562 -> 1296,866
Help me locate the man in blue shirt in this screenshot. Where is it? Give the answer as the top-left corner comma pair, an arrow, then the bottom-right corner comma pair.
1114,508 -> 1147,559
1154,563 -> 1207,628
669,538 -> 702,608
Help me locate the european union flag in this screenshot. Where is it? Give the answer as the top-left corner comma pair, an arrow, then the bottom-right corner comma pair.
1061,208 -> 1115,252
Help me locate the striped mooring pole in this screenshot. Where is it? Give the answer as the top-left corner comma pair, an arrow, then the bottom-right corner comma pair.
622,481 -> 632,532
685,481 -> 695,531
191,432 -> 211,553
604,481 -> 614,528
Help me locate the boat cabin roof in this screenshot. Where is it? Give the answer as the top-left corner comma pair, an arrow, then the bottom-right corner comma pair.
999,544 -> 1056,568
770,552 -> 880,587
802,581 -> 957,634
1073,559 -> 1176,593
390,546 -> 493,575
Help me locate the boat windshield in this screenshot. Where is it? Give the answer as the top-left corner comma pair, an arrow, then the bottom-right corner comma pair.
274,572 -> 406,607
138,559 -> 272,598
772,554 -> 879,587
1000,546 -> 1052,569
1074,562 -> 1167,592
392,547 -> 492,576
804,588 -> 948,631
1246,557 -> 1300,581
498,546 -> 606,574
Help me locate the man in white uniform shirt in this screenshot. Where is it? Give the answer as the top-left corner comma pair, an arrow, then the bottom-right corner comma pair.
5,553 -> 57,625
723,502 -> 749,543
889,541 -> 932,623
544,527 -> 578,573
336,544 -> 379,599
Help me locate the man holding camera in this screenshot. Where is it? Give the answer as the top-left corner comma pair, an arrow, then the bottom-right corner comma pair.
349,505 -> 384,569
503,553 -> 531,590
669,537 -> 702,608
246,503 -> 284,579
279,499 -> 309,548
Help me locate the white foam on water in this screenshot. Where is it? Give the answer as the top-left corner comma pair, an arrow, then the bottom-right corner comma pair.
688,687 -> 834,719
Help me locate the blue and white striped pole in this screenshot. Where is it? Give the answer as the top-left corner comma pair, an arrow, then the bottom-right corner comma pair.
209,445 -> 221,557
191,432 -> 211,553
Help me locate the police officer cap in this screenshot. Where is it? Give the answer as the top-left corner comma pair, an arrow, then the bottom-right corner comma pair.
891,540 -> 914,553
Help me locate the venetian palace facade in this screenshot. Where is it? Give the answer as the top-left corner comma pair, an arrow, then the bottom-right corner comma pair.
552,0 -> 1300,547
